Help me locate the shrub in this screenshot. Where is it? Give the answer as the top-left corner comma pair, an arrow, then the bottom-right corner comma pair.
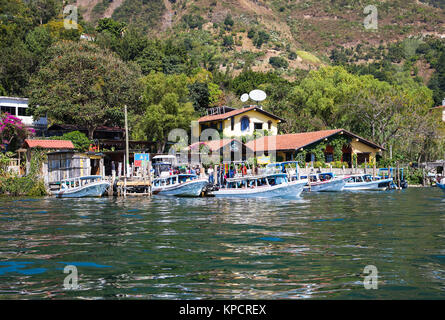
269,56 -> 289,69
51,131 -> 91,152
247,28 -> 256,39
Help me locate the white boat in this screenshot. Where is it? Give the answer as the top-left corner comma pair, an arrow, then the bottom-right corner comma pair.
343,174 -> 393,191
152,174 -> 208,197
211,173 -> 308,198
52,175 -> 110,198
302,172 -> 346,192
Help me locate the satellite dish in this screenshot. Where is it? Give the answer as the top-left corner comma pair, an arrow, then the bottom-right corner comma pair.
240,93 -> 249,102
249,89 -> 267,102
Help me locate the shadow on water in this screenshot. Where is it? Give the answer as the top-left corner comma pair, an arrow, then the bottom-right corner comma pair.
0,188 -> 444,299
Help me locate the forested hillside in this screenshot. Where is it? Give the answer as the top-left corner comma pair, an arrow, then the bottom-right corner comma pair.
1,0 -> 444,162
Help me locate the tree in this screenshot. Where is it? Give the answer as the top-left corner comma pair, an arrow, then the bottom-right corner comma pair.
224,14 -> 234,30
28,0 -> 60,25
188,82 -> 209,114
223,35 -> 234,48
28,41 -> 142,139
133,72 -> 194,153
0,113 -> 34,151
287,66 -> 440,162
269,56 -> 288,69
96,18 -> 127,38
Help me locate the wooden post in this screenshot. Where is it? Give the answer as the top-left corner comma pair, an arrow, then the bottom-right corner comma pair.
148,160 -> 152,196
213,165 -> 217,184
373,163 -> 376,178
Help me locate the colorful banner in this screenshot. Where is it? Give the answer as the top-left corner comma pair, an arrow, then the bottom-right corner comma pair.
134,153 -> 150,167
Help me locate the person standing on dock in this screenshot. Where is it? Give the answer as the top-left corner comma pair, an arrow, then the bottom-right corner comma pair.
208,166 -> 214,184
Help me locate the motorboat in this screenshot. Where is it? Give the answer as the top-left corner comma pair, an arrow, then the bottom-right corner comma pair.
302,172 -> 346,192
210,173 -> 308,198
343,174 -> 393,191
152,173 -> 208,197
52,175 -> 110,198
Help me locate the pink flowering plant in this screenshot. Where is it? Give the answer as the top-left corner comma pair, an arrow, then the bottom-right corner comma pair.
0,113 -> 35,151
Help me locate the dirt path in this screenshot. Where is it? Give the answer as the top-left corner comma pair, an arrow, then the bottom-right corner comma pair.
104,0 -> 124,18
161,0 -> 174,31
76,0 -> 101,21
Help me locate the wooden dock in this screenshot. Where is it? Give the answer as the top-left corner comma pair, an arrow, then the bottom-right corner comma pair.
107,177 -> 152,197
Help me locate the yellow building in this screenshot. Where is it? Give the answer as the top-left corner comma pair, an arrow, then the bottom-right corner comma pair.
196,105 -> 284,139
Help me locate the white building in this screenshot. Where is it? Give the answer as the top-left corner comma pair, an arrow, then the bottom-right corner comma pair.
0,96 -> 47,131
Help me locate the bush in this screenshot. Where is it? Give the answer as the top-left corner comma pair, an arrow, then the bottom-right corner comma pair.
253,31 -> 270,48
182,14 -> 205,29
223,35 -> 234,47
224,14 -> 234,29
331,160 -> 348,168
52,131 -> 91,152
0,176 -> 47,196
314,161 -> 325,168
269,56 -> 289,69
406,168 -> 424,185
247,29 -> 256,39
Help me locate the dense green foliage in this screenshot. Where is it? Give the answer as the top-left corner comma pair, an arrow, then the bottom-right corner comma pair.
28,41 -> 142,139
0,149 -> 47,196
0,2 -> 443,164
50,131 -> 91,152
132,72 -> 194,152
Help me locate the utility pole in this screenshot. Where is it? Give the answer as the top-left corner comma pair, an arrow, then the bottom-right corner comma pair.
124,105 -> 130,178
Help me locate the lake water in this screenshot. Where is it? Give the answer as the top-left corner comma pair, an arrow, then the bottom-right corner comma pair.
0,188 -> 444,299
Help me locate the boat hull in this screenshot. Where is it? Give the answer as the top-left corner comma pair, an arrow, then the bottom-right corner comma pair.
437,183 -> 445,191
344,178 -> 393,191
212,180 -> 308,198
53,181 -> 110,198
307,178 -> 345,192
153,179 -> 208,197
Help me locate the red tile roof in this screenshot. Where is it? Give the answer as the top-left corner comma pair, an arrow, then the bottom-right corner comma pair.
246,129 -> 384,152
25,139 -> 75,149
188,139 -> 242,152
198,106 -> 284,123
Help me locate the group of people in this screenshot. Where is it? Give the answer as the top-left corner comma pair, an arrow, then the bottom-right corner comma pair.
206,164 -> 250,185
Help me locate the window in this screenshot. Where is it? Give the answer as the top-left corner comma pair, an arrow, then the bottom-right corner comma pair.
325,153 -> 333,163
254,122 -> 263,131
0,106 -> 16,115
241,116 -> 250,132
268,121 -> 272,130
231,117 -> 234,131
17,107 -> 29,116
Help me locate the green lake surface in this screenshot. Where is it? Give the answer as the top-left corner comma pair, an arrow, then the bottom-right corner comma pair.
0,188 -> 444,299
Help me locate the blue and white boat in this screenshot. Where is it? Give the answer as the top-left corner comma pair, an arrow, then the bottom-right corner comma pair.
152,174 -> 208,197
437,181 -> 445,192
52,175 -> 110,198
302,172 -> 346,192
343,174 -> 393,191
211,173 -> 308,198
